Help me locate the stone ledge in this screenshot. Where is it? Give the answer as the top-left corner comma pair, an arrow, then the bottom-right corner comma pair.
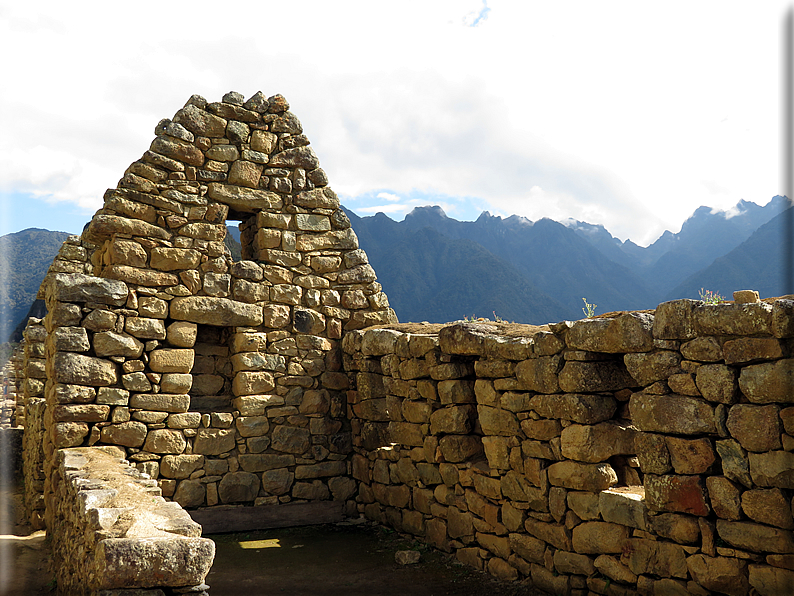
52,446 -> 215,594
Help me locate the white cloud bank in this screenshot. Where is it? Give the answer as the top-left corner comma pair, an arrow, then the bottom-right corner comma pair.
0,1 -> 788,246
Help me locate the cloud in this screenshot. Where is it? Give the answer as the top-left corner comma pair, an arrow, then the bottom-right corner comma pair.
358,204 -> 412,215
377,192 -> 401,202
0,1 -> 787,247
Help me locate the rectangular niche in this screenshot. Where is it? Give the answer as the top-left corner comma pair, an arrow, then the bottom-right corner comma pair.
190,325 -> 234,413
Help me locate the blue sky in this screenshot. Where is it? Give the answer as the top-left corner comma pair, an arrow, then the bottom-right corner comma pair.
0,1 -> 790,245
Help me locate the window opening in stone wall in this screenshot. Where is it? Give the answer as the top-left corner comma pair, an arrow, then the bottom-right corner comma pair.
224,220 -> 242,261
190,325 -> 233,413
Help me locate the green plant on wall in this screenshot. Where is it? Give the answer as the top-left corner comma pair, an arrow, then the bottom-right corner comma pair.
699,288 -> 726,304
582,298 -> 597,318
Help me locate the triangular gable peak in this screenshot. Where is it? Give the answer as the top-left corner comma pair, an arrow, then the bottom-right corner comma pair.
81,90 -> 395,335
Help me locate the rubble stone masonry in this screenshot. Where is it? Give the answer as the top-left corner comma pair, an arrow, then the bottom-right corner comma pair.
343,296 -> 794,596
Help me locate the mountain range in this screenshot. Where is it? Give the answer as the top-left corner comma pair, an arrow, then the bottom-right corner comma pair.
346,195 -> 792,324
1,196 -> 791,340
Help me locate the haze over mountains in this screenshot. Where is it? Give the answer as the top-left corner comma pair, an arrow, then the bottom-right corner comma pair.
347,195 -> 792,324
1,196 -> 791,340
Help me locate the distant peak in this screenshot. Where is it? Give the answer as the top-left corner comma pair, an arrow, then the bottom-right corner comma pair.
406,205 -> 448,219
504,214 -> 533,226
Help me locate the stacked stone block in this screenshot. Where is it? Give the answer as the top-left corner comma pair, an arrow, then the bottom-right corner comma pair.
344,295 -> 794,595
50,446 -> 213,595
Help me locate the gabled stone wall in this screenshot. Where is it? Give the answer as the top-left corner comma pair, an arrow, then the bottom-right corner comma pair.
343,295 -> 794,595
22,91 -> 397,530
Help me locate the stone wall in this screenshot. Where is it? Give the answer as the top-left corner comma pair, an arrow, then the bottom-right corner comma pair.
50,446 -> 214,595
343,294 -> 794,595
21,91 -> 397,536
19,317 -> 48,528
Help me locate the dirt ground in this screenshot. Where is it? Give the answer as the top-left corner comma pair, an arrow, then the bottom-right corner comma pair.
206,522 -> 540,596
0,489 -> 53,596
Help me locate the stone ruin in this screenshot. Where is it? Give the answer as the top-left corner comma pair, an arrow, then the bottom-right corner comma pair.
6,91 -> 794,595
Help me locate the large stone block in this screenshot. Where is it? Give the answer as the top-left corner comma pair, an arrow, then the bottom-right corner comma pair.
95,536 -> 215,589
772,298 -> 794,338
528,393 -> 617,424
271,425 -> 311,454
547,461 -> 618,492
742,488 -> 794,529
695,363 -> 738,404
748,451 -> 794,489
739,359 -> 794,404
161,455 -> 204,479
749,564 -> 794,596
439,435 -> 482,462
476,406 -> 518,436
51,326 -> 90,352
148,349 -> 194,373
192,428 -> 236,455
723,337 -> 784,364
727,404 -> 782,452
233,371 -> 275,395
653,299 -> 699,340
52,353 -> 118,386
100,422 -> 148,447
218,471 -> 260,503
238,454 -> 295,473
437,380 -> 475,404
143,429 -> 187,454
694,302 -> 773,336
645,474 -> 709,516
599,487 -> 648,530
629,393 -> 715,434
560,421 -> 636,463
559,360 -> 635,392
104,264 -> 179,287
94,331 -> 145,358
635,432 -> 671,474
665,436 -> 715,474
715,438 -> 753,488
52,404 -> 110,423
129,393 -> 190,413
648,513 -> 700,544
717,520 -> 794,553
173,479 -> 206,508
566,312 -> 654,353
571,521 -> 631,554
524,518 -> 572,550
49,273 -> 128,306
515,355 -> 562,393
170,296 -> 263,326
235,415 -> 270,437
624,350 -> 682,386
150,247 -> 201,271
430,405 -> 474,435
623,538 -> 688,578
